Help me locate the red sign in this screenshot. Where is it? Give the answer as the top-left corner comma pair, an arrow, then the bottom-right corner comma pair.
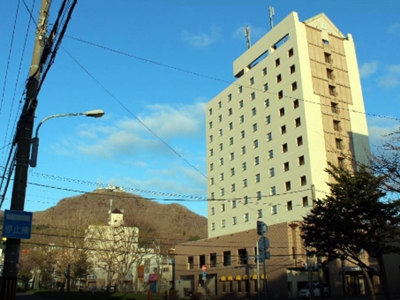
202,265 -> 207,271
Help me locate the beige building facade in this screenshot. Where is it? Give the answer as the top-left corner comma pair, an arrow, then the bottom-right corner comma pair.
205,12 -> 370,238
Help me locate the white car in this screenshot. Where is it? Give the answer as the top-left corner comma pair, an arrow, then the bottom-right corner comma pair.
299,282 -> 328,298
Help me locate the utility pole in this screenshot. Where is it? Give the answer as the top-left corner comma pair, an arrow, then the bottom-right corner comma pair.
0,1 -> 51,299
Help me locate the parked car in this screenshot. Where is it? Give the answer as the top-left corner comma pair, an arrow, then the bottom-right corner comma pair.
299,282 -> 328,298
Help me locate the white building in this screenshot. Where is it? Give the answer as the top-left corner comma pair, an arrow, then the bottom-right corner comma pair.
206,12 -> 370,238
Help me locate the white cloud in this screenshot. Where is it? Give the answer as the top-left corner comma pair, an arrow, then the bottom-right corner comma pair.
181,27 -> 221,48
359,61 -> 378,78
378,64 -> 400,88
388,23 -> 400,34
367,117 -> 399,149
232,24 -> 266,41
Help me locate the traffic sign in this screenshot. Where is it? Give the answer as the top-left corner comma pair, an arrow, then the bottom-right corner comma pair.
258,236 -> 270,252
2,210 -> 33,239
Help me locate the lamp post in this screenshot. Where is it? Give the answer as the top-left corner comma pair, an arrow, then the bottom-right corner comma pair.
30,109 -> 105,167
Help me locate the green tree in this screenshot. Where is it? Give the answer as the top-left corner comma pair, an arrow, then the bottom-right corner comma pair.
301,163 -> 400,300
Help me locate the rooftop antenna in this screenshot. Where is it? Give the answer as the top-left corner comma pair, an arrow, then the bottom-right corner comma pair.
269,6 -> 275,29
244,25 -> 251,49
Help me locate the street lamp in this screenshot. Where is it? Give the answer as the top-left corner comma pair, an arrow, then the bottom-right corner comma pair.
30,109 -> 105,167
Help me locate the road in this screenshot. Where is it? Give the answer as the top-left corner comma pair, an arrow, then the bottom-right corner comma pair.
16,292 -> 55,300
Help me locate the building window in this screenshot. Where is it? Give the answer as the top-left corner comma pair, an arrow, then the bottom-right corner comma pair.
295,117 -> 301,127
220,173 -> 224,181
255,173 -> 261,183
230,152 -> 234,160
271,205 -> 277,215
338,157 -> 345,168
210,253 -> 217,267
255,156 -> 260,165
219,143 -> 223,151
240,115 -> 244,123
188,256 -> 194,269
275,58 -> 280,67
284,162 -> 290,172
211,223 -> 215,231
232,200 -> 236,208
287,201 -> 293,211
253,123 -> 258,132
211,207 -> 215,215
223,251 -> 231,266
211,192 -> 214,199
276,74 -> 282,83
208,108 -> 213,116
293,99 -> 299,109
250,77 -> 255,85
218,101 -> 222,109
229,122 -> 233,130
270,186 -> 276,196
242,162 -> 247,171
269,167 -> 275,177
228,93 -> 232,101
238,85 -> 243,94
241,146 -> 246,155
219,158 -> 224,166
209,149 -> 213,156
262,67 -> 267,76
288,48 -> 294,57
232,216 -> 237,225
265,99 -> 270,108
239,100 -> 244,108
251,92 -> 256,100
329,85 -> 337,96
229,137 -> 234,145
279,107 -> 285,117
324,52 -> 332,63
285,181 -> 291,191
244,213 -> 249,222
209,121 -> 213,129
268,150 -> 274,159
231,183 -> 236,192
291,82 -> 297,91
253,139 -> 259,148
336,138 -> 343,150
333,120 -> 341,131
290,64 -> 296,74
302,196 -> 309,207
230,167 -> 235,176
297,136 -> 303,146
267,132 -> 272,141
252,107 -> 257,116
331,102 -> 339,114
327,68 -> 334,80
228,107 -> 233,115
257,191 -> 262,200
266,115 -> 271,124
278,90 -> 283,99
244,196 -> 249,204
281,125 -> 286,134
323,38 -> 329,45
282,143 -> 288,153
257,209 -> 263,219
240,130 -> 245,139
210,163 -> 214,171
209,135 -> 213,142
218,129 -> 223,136
221,203 -> 225,211
298,155 -> 305,166
243,178 -> 248,187
210,177 -> 214,185
300,176 -> 307,186
263,83 -> 269,91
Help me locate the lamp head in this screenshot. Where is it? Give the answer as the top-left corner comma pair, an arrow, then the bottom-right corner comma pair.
85,109 -> 105,118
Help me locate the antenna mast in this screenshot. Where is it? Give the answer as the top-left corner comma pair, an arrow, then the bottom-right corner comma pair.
269,6 -> 275,29
244,25 -> 251,49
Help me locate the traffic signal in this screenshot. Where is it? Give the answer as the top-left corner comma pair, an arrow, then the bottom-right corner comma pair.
1,237 -> 6,247
257,221 -> 267,236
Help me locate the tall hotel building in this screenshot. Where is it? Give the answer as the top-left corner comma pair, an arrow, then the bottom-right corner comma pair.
206,12 -> 370,238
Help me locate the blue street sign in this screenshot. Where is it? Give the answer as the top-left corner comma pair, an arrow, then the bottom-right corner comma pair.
2,210 -> 33,239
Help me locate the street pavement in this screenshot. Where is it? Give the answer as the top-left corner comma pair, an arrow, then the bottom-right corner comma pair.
16,292 -> 56,300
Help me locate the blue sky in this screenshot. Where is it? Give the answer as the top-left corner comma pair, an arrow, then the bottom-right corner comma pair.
0,0 -> 399,217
